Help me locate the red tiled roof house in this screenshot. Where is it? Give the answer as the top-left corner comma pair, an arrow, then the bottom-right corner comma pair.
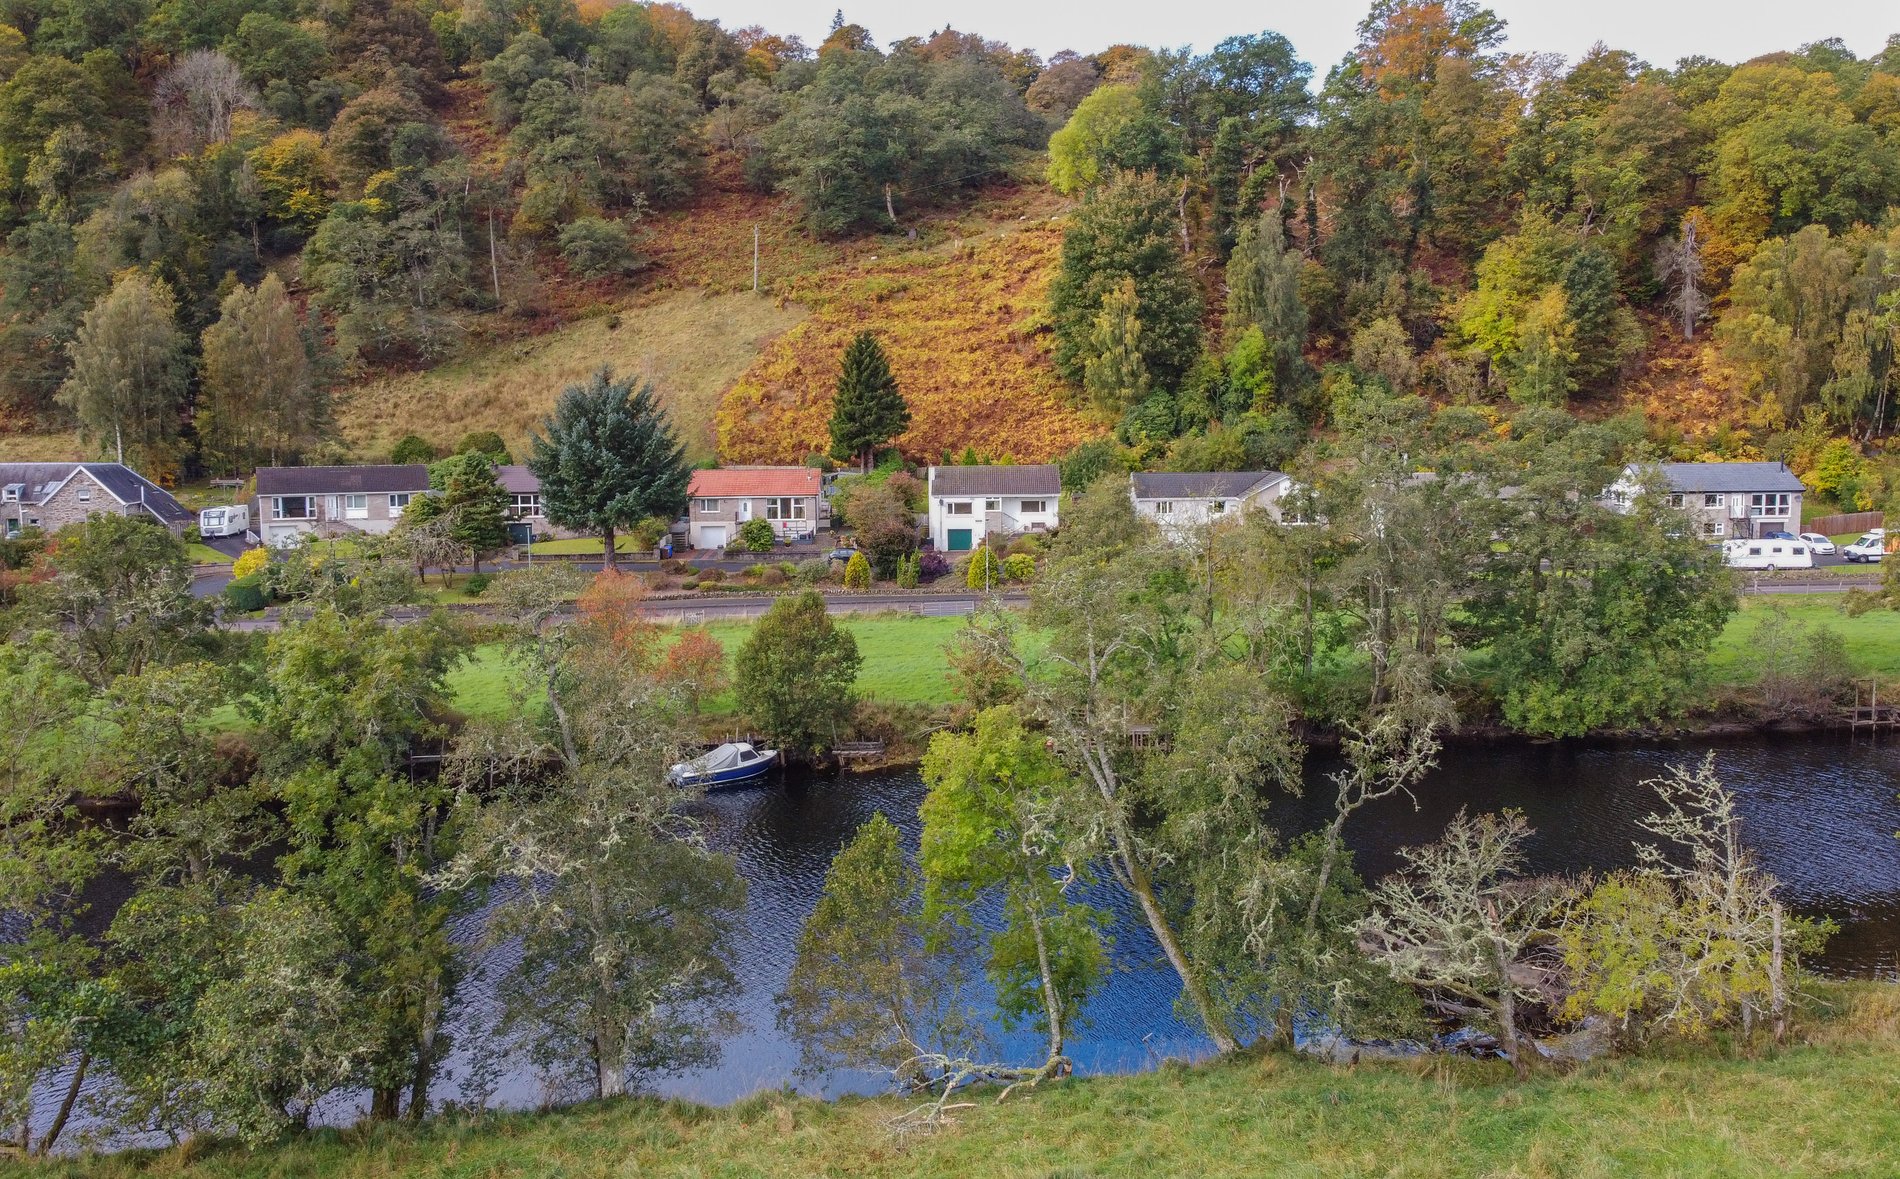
686,466 -> 827,550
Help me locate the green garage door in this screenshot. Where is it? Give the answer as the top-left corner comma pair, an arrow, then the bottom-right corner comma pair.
947,528 -> 973,552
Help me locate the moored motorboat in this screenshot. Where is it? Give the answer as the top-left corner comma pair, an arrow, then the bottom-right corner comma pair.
668,741 -> 778,788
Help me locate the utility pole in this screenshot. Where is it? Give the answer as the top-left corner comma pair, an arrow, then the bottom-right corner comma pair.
752,224 -> 760,294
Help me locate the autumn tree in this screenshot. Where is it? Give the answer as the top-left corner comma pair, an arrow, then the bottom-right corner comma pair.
58,272 -> 188,469
827,331 -> 909,470
1082,276 -> 1150,416
198,273 -> 326,472
527,367 -> 691,570
1225,210 -> 1307,394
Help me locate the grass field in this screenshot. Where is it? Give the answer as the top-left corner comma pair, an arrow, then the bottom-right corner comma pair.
23,982 -> 1900,1178
1708,593 -> 1900,683
331,289 -> 805,465
446,612 -> 969,720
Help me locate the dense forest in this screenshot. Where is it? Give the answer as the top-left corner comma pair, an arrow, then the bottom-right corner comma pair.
0,0 -> 1897,502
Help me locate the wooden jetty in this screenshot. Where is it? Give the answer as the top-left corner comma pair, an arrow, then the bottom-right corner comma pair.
1845,680 -> 1900,733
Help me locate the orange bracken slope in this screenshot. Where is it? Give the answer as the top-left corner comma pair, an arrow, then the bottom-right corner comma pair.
715,217 -> 1107,465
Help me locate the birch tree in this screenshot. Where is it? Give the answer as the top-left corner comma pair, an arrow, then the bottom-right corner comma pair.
57,272 -> 188,469
1359,810 -> 1567,1078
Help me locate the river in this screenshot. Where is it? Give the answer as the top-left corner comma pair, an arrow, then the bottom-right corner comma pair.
445,734 -> 1900,1111
34,735 -> 1900,1144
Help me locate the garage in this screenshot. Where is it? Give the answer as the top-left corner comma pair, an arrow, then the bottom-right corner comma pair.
946,528 -> 973,552
699,524 -> 728,550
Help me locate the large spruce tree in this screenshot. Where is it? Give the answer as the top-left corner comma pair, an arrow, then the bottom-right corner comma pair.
527,368 -> 690,569
827,331 -> 909,470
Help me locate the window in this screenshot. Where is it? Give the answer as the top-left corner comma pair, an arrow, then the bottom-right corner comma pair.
1702,520 -> 1724,537
389,493 -> 413,516
765,497 -> 806,521
1019,499 -> 1046,515
983,498 -> 1000,513
272,496 -> 313,520
1747,546 -> 1763,557
1667,493 -> 1684,508
946,500 -> 974,515
1155,500 -> 1174,515
343,494 -> 368,520
1,484 -> 18,503
76,485 -> 91,503
510,493 -> 541,518
1704,493 -> 1723,508
1750,492 -> 1791,517
1209,499 -> 1227,514
695,498 -> 720,513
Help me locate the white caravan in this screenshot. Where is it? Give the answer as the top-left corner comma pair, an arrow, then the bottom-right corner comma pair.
198,503 -> 250,538
1723,538 -> 1813,571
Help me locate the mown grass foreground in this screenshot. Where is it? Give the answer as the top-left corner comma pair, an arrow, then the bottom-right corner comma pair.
17,983 -> 1898,1178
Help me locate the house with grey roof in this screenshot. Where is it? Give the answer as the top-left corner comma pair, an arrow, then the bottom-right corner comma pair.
1129,470 -> 1291,541
0,462 -> 193,537
1607,461 -> 1806,540
925,465 -> 1060,552
254,464 -> 432,546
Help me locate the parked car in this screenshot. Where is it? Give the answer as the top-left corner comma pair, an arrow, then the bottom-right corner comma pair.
1798,533 -> 1837,555
1843,529 -> 1888,563
1760,530 -> 1797,541
1723,538 -> 1813,570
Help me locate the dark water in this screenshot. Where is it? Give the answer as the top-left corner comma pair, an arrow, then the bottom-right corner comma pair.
502,734 -> 1900,1109
34,736 -> 1900,1142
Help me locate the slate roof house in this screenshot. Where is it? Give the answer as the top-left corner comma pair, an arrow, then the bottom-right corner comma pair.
1607,461 -> 1806,540
1129,470 -> 1291,540
0,462 -> 193,537
254,464 -> 432,545
925,465 -> 1060,552
686,466 -> 827,550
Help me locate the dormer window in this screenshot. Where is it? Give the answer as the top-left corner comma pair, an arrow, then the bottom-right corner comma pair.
1,483 -> 20,503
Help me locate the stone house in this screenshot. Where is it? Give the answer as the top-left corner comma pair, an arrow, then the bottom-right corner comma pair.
686,467 -> 827,550
925,465 -> 1061,552
254,464 -> 432,546
0,462 -> 193,537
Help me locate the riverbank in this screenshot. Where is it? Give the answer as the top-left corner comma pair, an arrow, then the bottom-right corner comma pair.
16,981 -> 1897,1178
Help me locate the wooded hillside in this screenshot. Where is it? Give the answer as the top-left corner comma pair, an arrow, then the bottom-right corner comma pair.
0,0 -> 1896,503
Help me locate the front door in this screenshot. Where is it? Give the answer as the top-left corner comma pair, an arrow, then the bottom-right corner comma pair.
947,528 -> 972,552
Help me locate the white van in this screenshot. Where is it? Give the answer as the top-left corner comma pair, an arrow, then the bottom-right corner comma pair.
1723,538 -> 1813,571
1843,529 -> 1887,563
198,503 -> 250,538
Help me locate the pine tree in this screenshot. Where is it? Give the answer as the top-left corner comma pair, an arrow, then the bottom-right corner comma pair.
827,331 -> 909,471
429,453 -> 512,572
58,272 -> 188,471
1083,276 -> 1150,416
527,368 -> 691,570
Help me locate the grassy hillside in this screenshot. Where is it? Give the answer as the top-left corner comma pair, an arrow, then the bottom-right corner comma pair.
717,205 -> 1106,465
332,290 -> 804,465
19,982 -> 1898,1178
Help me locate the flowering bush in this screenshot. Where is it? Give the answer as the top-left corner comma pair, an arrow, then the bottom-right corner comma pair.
232,546 -> 270,579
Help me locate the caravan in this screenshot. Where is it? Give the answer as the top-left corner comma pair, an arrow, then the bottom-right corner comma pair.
1722,537 -> 1813,571
197,503 -> 250,538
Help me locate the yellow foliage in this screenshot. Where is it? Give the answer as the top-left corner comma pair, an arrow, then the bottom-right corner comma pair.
716,220 -> 1105,465
232,546 -> 269,579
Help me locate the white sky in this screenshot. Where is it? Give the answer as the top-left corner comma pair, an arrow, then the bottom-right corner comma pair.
692,1 -> 1894,76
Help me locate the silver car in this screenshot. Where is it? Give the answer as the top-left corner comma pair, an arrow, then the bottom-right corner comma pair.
1798,532 -> 1837,555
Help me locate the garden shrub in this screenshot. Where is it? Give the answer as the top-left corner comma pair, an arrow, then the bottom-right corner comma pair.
964,545 -> 1002,589
918,550 -> 949,581
698,567 -> 726,583
463,572 -> 493,596
223,574 -> 267,612
796,558 -> 832,585
739,518 -> 776,552
232,546 -> 270,579
844,550 -> 871,589
759,566 -> 788,587
1002,553 -> 1035,582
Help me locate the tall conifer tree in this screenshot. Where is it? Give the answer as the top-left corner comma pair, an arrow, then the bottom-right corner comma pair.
527,368 -> 689,569
827,331 -> 909,471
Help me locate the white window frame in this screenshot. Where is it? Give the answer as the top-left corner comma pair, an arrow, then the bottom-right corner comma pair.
1,485 -> 18,503
1704,493 -> 1723,508
1019,499 -> 1046,515
1209,499 -> 1227,514
695,498 -> 720,513
76,485 -> 91,503
983,498 -> 1000,513
1703,520 -> 1724,537
764,496 -> 806,521
510,493 -> 541,518
343,494 -> 369,520
1667,493 -> 1684,508
271,496 -> 313,521
1155,500 -> 1174,515
945,500 -> 974,516
1749,492 -> 1791,518
389,492 -> 413,516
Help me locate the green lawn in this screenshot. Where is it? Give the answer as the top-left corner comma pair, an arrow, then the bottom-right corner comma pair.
185,544 -> 229,565
25,983 -> 1900,1179
1707,593 -> 1900,683
446,613 -> 971,720
522,536 -> 640,555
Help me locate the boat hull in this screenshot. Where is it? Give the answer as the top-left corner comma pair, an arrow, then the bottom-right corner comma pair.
673,760 -> 775,789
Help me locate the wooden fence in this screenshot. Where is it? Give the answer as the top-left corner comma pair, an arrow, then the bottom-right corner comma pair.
1806,509 -> 1884,537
